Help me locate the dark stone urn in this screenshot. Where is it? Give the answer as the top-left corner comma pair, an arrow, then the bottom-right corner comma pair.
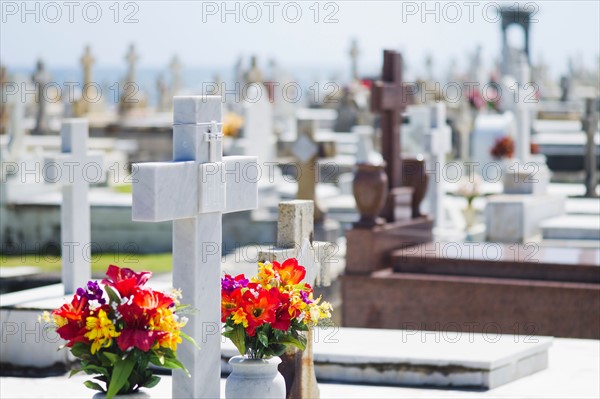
353,162 -> 388,228
402,158 -> 428,218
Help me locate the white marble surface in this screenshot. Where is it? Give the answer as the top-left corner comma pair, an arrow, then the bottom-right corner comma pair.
3,337 -> 599,399
221,327 -> 553,389
0,266 -> 40,278
541,215 -> 600,241
485,194 -> 565,243
241,83 -> 277,172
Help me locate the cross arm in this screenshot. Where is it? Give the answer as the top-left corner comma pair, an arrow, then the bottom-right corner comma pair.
43,152 -> 105,184
132,161 -> 199,222
370,82 -> 413,113
223,155 -> 258,214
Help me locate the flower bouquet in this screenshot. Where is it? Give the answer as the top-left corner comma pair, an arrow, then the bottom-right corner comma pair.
221,258 -> 332,398
490,136 -> 515,159
44,265 -> 195,399
221,258 -> 332,359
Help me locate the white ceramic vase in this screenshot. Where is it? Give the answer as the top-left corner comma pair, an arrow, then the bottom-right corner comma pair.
225,355 -> 286,399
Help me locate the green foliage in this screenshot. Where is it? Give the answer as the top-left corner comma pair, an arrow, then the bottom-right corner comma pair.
0,253 -> 173,274
224,321 -> 308,359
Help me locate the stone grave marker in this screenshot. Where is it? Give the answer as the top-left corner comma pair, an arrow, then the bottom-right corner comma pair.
370,50 -> 418,221
242,83 -> 276,176
291,111 -> 336,223
423,103 -> 452,230
119,44 -> 140,115
258,200 -> 334,399
32,59 -> 51,134
131,95 -> 258,398
42,119 -> 104,294
583,97 -> 599,197
170,55 -> 182,96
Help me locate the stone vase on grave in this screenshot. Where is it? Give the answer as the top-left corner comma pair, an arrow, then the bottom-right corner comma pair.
353,162 -> 388,227
401,158 -> 428,218
462,204 -> 477,229
225,356 -> 286,399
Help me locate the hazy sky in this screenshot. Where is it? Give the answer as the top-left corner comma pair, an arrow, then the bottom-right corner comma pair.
1,1 -> 599,80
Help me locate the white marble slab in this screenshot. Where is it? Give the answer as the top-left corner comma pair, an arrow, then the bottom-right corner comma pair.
541,215 -> 600,241
1,336 -> 598,399
221,327 -> 552,389
485,194 -> 565,243
0,266 -> 40,279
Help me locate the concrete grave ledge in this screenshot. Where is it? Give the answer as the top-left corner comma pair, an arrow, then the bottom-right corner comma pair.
221,327 -> 552,389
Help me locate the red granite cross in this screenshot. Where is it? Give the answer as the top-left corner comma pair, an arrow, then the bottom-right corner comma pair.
370,50 -> 412,190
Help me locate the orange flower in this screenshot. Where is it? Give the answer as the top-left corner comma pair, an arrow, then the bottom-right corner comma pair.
52,295 -> 90,346
272,258 -> 306,286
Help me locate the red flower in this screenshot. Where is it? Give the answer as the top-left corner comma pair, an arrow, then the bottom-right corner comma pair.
116,289 -> 169,352
117,329 -> 166,352
271,290 -> 293,331
53,294 -> 90,346
242,287 -> 280,336
222,288 -> 243,322
273,258 -> 306,285
102,265 -> 151,297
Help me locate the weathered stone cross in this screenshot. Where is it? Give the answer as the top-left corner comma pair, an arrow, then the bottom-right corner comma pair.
370,50 -> 413,221
291,113 -> 336,223
258,200 -> 335,398
131,96 -> 258,398
43,119 -> 104,295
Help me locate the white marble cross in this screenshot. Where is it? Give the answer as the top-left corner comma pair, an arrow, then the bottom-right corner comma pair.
131,96 -> 258,399
43,119 -> 104,295
423,103 -> 451,230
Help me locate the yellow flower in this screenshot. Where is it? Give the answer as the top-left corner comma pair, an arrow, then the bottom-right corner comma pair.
253,262 -> 278,288
84,309 -> 120,354
231,308 -> 248,328
150,308 -> 184,351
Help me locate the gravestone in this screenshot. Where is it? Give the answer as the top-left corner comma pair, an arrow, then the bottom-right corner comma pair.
156,74 -> 170,112
32,60 -> 51,134
370,50 -> 430,219
470,112 -> 516,180
349,39 -> 359,82
73,45 -> 96,117
81,45 -> 94,89
241,83 -> 276,174
131,95 -> 258,398
370,50 -> 413,221
583,97 -> 599,197
422,103 -> 452,230
258,200 -> 335,399
292,111 -> 336,224
42,119 -> 104,294
119,44 -> 142,116
170,55 -> 182,96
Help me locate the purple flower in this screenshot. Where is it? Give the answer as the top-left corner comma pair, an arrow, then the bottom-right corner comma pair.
221,274 -> 249,294
77,280 -> 106,304
300,290 -> 312,304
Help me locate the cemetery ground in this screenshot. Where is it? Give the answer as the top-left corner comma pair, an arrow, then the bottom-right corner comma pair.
1,335 -> 599,398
